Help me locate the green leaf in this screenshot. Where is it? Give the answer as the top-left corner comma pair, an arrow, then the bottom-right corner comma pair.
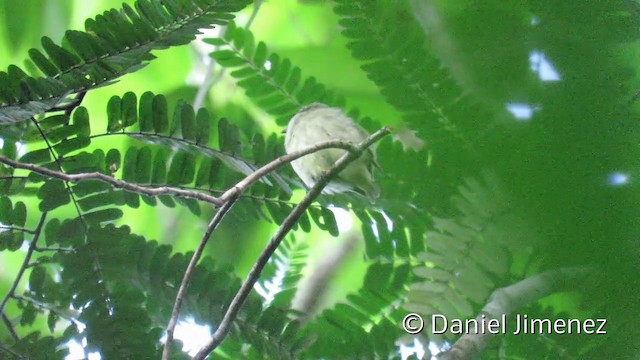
78,192 -> 118,211
20,303 -> 37,327
167,152 -> 195,186
44,218 -> 61,246
180,103 -> 196,141
46,124 -> 81,143
152,95 -> 168,133
72,107 -> 91,138
136,146 -> 153,184
38,181 -> 70,211
19,148 -> 51,164
106,149 -> 121,173
107,96 -> 123,132
28,49 -> 58,77
39,114 -> 69,130
53,137 -> 91,156
48,312 -> 58,333
8,231 -> 23,251
41,36 -> 81,71
83,208 -> 124,224
170,100 -> 185,136
195,108 -> 210,145
122,147 -> 139,182
218,118 -> 242,155
58,218 -> 84,246
29,266 -> 46,295
0,231 -> 11,251
211,50 -> 245,67
11,201 -> 27,227
122,91 -> 138,127
0,197 -> 12,224
194,158 -> 211,188
151,149 -> 168,184
65,30 -> 102,61
138,91 -> 155,132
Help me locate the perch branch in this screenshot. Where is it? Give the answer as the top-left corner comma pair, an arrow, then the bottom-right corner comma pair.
0,213 -> 48,317
219,140 -> 358,203
193,126 -> 391,360
2,313 -> 18,342
437,267 -> 590,360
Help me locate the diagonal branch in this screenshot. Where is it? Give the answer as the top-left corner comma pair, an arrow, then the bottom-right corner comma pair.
2,313 -> 19,343
162,129 -> 387,359
437,267 -> 591,360
161,196 -> 238,360
0,213 -> 48,317
193,126 -> 391,360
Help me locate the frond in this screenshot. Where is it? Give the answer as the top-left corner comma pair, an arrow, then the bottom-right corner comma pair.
206,22 -> 346,125
405,173 -> 530,344
0,0 -> 251,125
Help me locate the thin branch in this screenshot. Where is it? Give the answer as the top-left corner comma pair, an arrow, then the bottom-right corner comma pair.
437,267 -> 591,360
0,140 -> 358,208
34,246 -> 74,253
2,313 -> 19,343
0,155 -> 224,206
162,197 -> 239,360
11,295 -> 80,322
0,226 -> 35,235
193,127 -> 391,360
0,213 -> 48,316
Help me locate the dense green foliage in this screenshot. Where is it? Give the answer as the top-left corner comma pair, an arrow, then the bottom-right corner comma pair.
1,0 -> 639,359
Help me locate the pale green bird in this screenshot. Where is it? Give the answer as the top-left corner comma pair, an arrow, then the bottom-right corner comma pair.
284,103 -> 380,202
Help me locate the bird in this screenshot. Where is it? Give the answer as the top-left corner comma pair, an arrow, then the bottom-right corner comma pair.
284,103 -> 380,202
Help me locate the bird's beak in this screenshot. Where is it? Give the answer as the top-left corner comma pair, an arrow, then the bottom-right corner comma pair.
281,128 -> 287,134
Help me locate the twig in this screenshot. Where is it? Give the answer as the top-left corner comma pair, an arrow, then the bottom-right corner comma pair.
11,295 -> 80,322
162,197 -> 239,360
0,213 -> 48,316
437,267 -> 590,360
193,127 -> 391,360
2,313 -> 19,343
34,246 -> 74,253
0,226 -> 35,235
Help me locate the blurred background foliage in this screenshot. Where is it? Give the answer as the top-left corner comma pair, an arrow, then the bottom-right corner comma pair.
0,0 -> 639,359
